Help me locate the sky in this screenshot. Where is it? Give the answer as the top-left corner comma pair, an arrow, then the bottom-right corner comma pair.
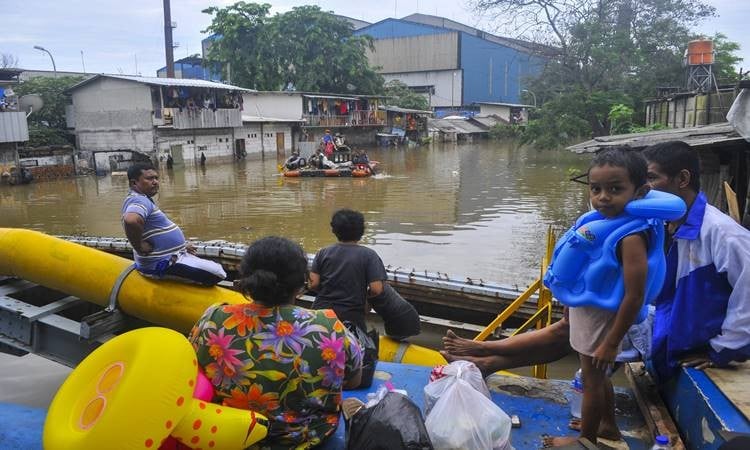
2,0 -> 749,78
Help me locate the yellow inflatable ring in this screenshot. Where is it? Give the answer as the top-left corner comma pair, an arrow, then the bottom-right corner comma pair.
44,327 -> 196,449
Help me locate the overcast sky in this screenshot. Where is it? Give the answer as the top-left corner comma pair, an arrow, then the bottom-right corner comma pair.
3,0 -> 748,78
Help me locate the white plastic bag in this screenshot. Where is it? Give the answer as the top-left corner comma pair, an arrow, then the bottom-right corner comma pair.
424,361 -> 512,450
424,360 -> 490,416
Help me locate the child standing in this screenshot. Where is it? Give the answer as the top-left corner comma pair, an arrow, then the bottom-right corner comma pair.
546,148 -> 653,447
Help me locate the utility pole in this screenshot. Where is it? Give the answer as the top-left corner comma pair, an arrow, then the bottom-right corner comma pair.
163,0 -> 175,78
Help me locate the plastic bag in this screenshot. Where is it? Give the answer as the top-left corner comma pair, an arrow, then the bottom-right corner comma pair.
346,391 -> 434,450
424,361 -> 512,450
345,322 -> 379,388
423,360 -> 490,416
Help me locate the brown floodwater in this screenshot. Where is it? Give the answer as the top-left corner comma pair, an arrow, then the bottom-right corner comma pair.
1,141 -> 590,286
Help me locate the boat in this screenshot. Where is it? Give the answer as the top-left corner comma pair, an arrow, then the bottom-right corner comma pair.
282,161 -> 379,178
1,229 -> 749,449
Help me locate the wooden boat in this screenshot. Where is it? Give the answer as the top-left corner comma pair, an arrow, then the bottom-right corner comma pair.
1,229 -> 749,449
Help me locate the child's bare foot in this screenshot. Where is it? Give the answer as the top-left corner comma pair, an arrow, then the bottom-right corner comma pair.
568,418 -> 623,441
441,330 -> 490,356
542,435 -> 581,448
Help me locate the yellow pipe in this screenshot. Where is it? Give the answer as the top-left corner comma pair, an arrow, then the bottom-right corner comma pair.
0,228 -> 246,334
0,229 -> 445,367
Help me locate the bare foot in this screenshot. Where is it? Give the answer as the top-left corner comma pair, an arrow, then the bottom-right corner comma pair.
568,418 -> 622,441
442,330 -> 490,356
542,435 -> 580,448
439,351 -> 493,377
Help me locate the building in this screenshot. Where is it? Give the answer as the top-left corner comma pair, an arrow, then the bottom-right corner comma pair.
355,14 -> 550,113
66,74 -> 294,173
476,102 -> 534,125
0,107 -> 28,185
156,56 -> 213,80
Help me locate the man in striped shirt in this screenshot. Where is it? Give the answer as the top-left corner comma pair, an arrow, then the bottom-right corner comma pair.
121,163 -> 226,286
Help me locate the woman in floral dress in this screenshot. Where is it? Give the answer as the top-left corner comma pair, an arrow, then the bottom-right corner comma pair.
190,237 -> 363,449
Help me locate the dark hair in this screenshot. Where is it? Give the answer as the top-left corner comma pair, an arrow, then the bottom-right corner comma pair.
588,146 -> 647,188
330,209 -> 365,242
238,237 -> 308,306
642,141 -> 700,191
127,162 -> 156,182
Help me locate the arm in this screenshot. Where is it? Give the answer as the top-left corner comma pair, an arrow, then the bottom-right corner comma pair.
367,280 -> 384,298
122,212 -> 152,255
592,234 -> 648,370
708,231 -> 750,366
308,272 -> 320,291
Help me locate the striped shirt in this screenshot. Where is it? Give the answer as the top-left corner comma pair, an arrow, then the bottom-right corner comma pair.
121,190 -> 186,273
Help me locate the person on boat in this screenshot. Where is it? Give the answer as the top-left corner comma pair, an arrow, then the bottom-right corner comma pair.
311,148 -> 336,170
121,162 -> 226,286
284,150 -> 303,170
442,142 -> 750,384
189,236 -> 363,449
643,141 -> 750,382
321,130 -> 335,157
309,209 -> 420,338
351,148 -> 370,165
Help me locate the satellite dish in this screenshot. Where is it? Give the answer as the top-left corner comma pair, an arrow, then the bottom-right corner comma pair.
19,94 -> 44,116
346,83 -> 357,92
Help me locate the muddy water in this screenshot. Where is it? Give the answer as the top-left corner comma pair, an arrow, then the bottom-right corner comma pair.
1,141 -> 589,286
0,142 -> 602,407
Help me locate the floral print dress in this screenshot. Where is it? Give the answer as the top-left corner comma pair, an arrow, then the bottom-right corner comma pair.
189,302 -> 363,450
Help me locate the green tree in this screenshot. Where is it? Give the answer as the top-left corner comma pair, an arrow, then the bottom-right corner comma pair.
708,32 -> 743,84
383,80 -> 429,110
472,0 -> 718,147
15,76 -> 83,146
202,3 -> 384,93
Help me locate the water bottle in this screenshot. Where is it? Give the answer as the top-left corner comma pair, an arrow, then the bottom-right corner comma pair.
650,435 -> 671,450
569,368 -> 583,419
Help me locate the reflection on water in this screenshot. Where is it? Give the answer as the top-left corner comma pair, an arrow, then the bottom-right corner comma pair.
1,141 -> 589,285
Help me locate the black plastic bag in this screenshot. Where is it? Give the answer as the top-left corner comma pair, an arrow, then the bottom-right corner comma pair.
345,322 -> 379,388
371,284 -> 421,339
346,392 -> 433,450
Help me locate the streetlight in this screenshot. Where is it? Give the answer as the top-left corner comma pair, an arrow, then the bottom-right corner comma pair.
33,45 -> 57,77
521,89 -> 536,107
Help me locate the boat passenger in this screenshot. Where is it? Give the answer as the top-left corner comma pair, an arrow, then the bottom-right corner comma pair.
643,141 -> 750,382
334,133 -> 345,148
542,147 -> 656,448
284,150 -> 303,170
321,130 -> 335,156
121,163 -> 226,286
351,148 -> 370,165
189,237 -> 363,450
311,149 -> 336,169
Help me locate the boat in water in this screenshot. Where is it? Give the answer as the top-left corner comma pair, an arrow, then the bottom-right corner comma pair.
282,161 -> 379,178
0,229 -> 748,449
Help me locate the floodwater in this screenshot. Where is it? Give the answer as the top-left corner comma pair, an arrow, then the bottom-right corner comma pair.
0,141 -> 597,409
1,141 -> 590,286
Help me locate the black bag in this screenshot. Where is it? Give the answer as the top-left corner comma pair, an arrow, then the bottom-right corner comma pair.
371,284 -> 421,339
345,391 -> 433,450
345,322 -> 379,389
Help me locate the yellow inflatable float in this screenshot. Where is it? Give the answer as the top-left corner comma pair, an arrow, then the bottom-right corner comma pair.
0,228 -> 446,366
44,327 -> 268,450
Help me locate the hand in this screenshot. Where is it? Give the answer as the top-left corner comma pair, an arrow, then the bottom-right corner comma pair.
137,241 -> 153,256
186,243 -> 197,255
680,352 -> 716,370
592,342 -> 619,371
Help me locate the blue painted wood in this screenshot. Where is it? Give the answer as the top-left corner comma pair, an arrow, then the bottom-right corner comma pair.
661,367 -> 750,450
0,362 -> 653,450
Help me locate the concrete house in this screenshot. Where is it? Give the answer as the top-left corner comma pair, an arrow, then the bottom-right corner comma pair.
66,75 -> 274,173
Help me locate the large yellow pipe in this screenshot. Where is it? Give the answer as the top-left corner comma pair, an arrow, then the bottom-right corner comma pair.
0,228 -> 446,366
0,228 -> 246,333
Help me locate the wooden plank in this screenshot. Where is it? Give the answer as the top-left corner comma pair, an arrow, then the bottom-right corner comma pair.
625,362 -> 686,450
707,361 -> 750,421
724,181 -> 741,223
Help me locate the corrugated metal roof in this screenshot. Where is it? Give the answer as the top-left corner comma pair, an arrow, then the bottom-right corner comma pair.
476,102 -> 535,108
67,74 -> 254,93
241,115 -> 303,123
0,111 -> 29,143
380,105 -> 433,115
429,118 -> 486,134
302,94 -> 360,100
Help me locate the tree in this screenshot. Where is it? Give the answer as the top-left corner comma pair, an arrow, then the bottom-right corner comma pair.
14,76 -> 83,146
471,0 -> 719,147
1,53 -> 19,68
709,32 -> 743,84
383,80 -> 430,110
202,3 -> 384,93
